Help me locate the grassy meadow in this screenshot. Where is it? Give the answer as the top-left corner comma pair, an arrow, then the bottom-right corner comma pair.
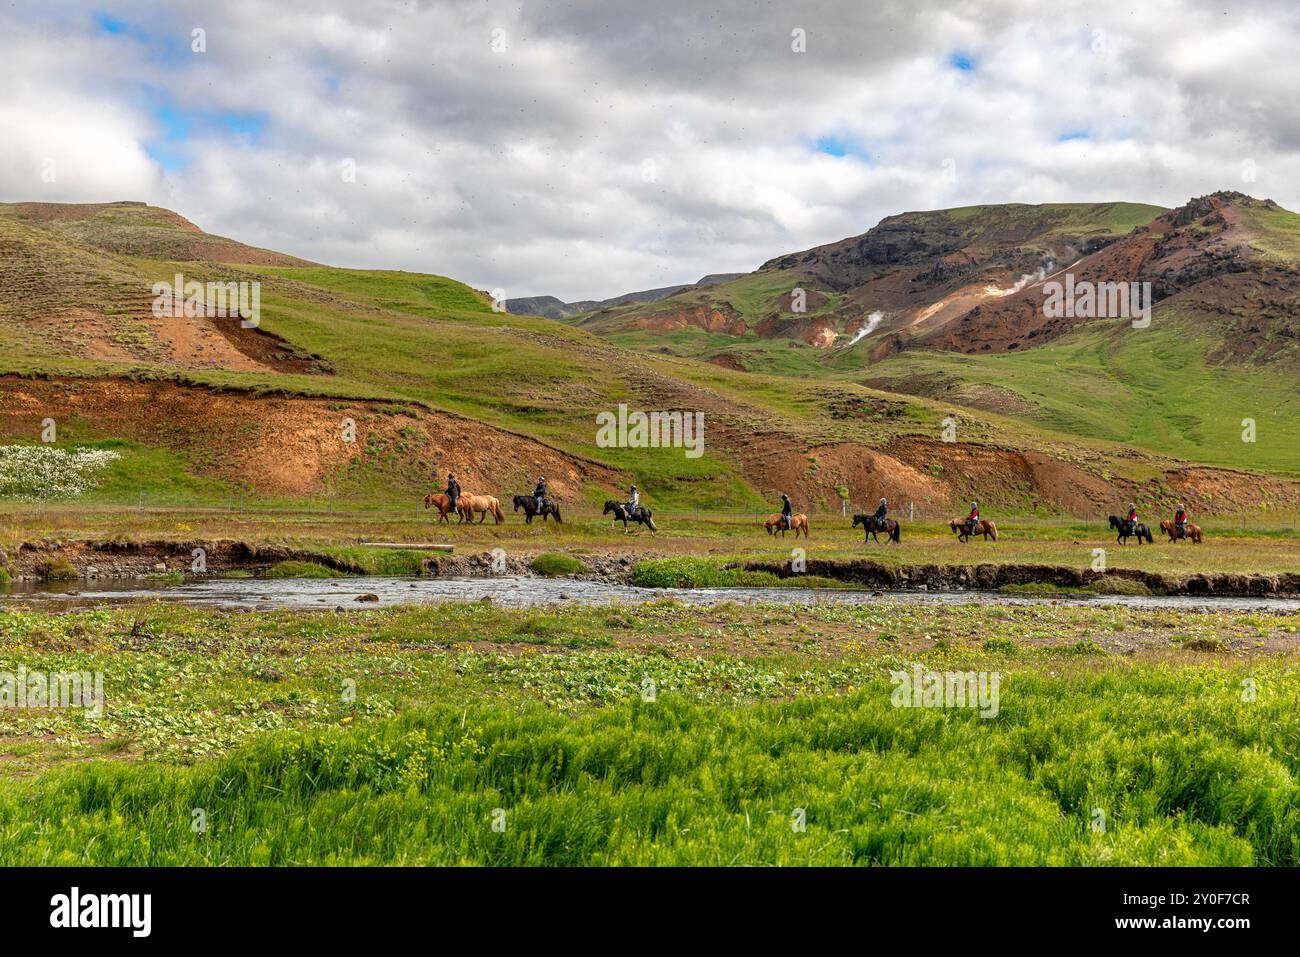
1,599 -> 1299,865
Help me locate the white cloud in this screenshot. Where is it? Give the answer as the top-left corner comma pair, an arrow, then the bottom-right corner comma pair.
2,0 -> 1298,300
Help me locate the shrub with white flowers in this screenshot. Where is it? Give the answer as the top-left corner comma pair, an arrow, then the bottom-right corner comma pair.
0,445 -> 122,500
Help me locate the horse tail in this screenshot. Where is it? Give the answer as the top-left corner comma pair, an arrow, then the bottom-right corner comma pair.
494,502 -> 504,522
987,521 -> 998,542
554,505 -> 562,524
891,522 -> 901,543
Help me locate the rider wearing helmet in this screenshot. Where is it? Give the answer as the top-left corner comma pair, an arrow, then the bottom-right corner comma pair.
626,484 -> 639,518
872,497 -> 888,532
780,493 -> 793,530
533,476 -> 548,514
444,473 -> 460,511
966,501 -> 980,537
1174,503 -> 1188,539
1126,502 -> 1138,536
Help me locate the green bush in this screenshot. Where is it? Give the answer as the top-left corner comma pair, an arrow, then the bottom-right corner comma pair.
530,553 -> 585,577
630,557 -> 844,590
264,560 -> 346,579
1090,576 -> 1153,596
321,547 -> 425,576
36,559 -> 78,581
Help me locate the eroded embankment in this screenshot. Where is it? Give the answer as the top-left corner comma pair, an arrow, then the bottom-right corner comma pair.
7,539 -> 1297,598
3,539 -> 634,582
740,558 -> 1300,598
7,539 -> 371,579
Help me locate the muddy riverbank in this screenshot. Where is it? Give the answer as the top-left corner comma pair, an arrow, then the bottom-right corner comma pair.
4,539 -> 1296,599
1,538 -> 638,582
740,558 -> 1300,597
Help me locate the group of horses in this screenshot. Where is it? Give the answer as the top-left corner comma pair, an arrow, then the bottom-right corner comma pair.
422,490 -> 1200,547
422,490 -> 660,533
764,511 -> 990,545
1108,515 -> 1203,545
423,491 -> 508,524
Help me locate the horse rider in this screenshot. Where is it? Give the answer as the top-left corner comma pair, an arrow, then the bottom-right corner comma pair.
965,501 -> 980,537
626,484 -> 639,519
444,473 -> 461,511
872,497 -> 888,532
1174,503 -> 1188,540
1125,502 -> 1138,536
533,475 -> 548,514
780,493 -> 793,531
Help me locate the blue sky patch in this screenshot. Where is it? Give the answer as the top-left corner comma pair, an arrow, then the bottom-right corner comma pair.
93,11 -> 147,41
949,51 -> 975,71
144,100 -> 269,171
813,135 -> 871,161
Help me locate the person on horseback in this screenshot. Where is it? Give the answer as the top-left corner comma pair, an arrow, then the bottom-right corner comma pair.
1174,503 -> 1188,540
444,473 -> 461,511
533,476 -> 547,514
1125,502 -> 1138,536
872,497 -> 888,533
780,493 -> 793,530
626,484 -> 639,519
966,501 -> 980,538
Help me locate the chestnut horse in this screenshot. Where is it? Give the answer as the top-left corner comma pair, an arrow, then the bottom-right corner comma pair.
458,494 -> 505,524
765,513 -> 808,538
950,518 -> 998,542
422,492 -> 456,524
1159,520 -> 1202,543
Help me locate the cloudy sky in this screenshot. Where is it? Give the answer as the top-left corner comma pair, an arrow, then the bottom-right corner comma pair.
3,0 -> 1298,301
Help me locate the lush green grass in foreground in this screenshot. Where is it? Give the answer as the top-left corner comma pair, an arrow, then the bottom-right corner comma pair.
3,667 -> 1298,866
0,600 -> 1298,865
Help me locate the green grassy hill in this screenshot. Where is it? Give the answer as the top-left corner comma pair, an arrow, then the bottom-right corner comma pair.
1,199 -> 1296,516
541,194 -> 1300,484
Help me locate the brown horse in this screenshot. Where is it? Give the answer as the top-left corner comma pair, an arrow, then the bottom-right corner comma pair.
458,494 -> 505,524
422,492 -> 457,524
1160,520 -> 1202,543
950,518 -> 998,542
765,513 -> 808,538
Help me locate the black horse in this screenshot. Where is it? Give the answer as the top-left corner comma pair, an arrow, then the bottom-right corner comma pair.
1108,515 -> 1153,544
852,513 -> 901,544
513,494 -> 563,523
604,500 -> 657,533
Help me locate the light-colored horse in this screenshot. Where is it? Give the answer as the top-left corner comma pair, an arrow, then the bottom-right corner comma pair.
458,493 -> 505,524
